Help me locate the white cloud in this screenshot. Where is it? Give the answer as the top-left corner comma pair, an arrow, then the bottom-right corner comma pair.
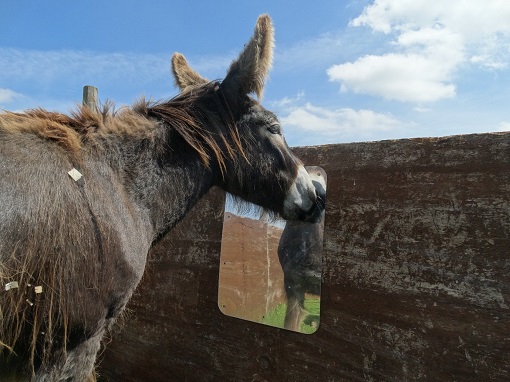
498,122 -> 510,132
269,91 -> 305,108
413,106 -> 431,113
275,32 -> 348,72
189,54 -> 235,79
351,0 -> 510,42
280,102 -> 406,144
330,0 -> 510,103
328,52 -> 457,102
0,88 -> 22,105
0,48 -> 215,110
0,48 -> 170,85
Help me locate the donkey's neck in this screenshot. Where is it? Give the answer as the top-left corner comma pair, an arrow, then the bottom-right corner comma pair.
95,129 -> 216,243
137,160 -> 215,241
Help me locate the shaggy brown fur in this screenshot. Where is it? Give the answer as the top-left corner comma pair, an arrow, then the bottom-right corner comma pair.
172,14 -> 274,101
0,110 -> 83,154
0,82 -> 243,169
223,13 -> 274,100
141,82 -> 246,174
171,53 -> 209,92
0,83 -> 243,377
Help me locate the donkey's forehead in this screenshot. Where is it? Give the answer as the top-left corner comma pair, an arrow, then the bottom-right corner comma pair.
241,103 -> 278,124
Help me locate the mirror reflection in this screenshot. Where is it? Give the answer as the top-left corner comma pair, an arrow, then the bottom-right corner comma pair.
219,166 -> 326,333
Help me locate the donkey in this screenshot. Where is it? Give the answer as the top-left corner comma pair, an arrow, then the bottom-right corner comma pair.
0,15 -> 320,381
278,166 -> 326,332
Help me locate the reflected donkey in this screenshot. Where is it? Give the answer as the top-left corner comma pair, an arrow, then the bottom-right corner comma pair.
278,166 -> 326,332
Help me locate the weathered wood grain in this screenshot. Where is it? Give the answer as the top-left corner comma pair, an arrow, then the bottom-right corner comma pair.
82,85 -> 98,110
98,132 -> 509,381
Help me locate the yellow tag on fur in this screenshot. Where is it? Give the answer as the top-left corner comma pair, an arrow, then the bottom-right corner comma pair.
68,168 -> 83,181
5,281 -> 19,291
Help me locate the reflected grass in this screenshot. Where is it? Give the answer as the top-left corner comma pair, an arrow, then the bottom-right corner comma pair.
260,297 -> 320,334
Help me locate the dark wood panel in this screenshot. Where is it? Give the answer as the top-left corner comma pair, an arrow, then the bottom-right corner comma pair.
98,132 -> 510,381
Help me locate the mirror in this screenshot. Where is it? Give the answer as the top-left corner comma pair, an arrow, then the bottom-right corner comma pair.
218,166 -> 327,334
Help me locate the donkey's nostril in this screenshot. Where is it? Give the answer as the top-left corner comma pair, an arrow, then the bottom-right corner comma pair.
299,199 -> 323,223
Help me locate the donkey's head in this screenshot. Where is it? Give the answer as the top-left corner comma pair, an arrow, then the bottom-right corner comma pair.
171,15 -> 320,221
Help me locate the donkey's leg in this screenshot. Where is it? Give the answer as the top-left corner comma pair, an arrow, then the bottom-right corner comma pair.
85,371 -> 97,382
34,330 -> 103,382
284,295 -> 306,332
58,333 -> 102,382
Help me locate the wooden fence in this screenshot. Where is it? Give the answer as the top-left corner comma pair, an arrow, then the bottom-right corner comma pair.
97,131 -> 509,381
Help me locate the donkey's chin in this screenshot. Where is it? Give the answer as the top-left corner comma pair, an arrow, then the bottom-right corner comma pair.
281,206 -> 322,223
303,202 -> 325,223
282,201 -> 323,223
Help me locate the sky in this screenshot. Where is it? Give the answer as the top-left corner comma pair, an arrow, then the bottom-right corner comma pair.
1,0 -> 510,146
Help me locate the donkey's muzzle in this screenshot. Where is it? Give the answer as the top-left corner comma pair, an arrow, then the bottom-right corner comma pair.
282,166 -> 322,222
299,189 -> 326,224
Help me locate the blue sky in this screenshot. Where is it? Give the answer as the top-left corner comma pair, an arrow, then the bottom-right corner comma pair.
2,0 -> 510,146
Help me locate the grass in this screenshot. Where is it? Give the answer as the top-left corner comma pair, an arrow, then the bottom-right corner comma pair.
260,297 -> 321,334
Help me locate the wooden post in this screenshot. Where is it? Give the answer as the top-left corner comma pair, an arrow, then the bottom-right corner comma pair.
82,85 -> 98,110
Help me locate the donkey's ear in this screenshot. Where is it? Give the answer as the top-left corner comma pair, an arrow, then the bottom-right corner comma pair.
171,53 -> 209,91
222,14 -> 274,100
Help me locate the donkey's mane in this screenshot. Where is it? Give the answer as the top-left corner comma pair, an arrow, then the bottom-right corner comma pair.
141,81 -> 246,173
0,81 -> 244,171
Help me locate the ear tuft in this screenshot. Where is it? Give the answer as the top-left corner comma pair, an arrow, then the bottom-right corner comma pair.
223,14 -> 275,100
171,53 -> 209,91
255,14 -> 275,89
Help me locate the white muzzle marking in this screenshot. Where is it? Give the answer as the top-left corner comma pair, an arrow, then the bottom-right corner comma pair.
283,165 -> 317,220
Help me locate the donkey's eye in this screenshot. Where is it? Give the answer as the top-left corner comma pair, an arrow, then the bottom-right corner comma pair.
267,123 -> 281,135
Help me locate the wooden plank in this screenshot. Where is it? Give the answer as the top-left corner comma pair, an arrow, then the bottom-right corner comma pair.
97,132 -> 510,381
